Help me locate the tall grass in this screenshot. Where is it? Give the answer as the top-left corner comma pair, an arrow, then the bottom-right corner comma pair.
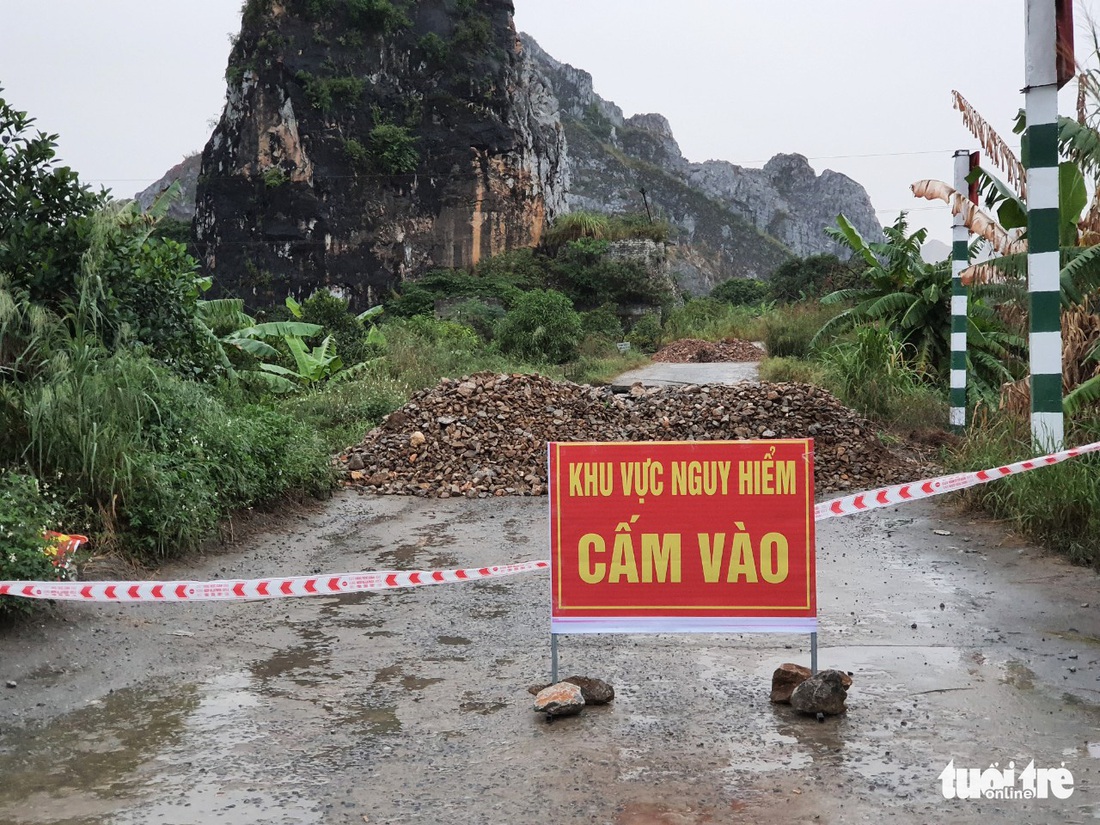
662,299 -> 768,343
951,413 -> 1100,566
819,325 -> 947,431
761,303 -> 842,358
11,346 -> 332,563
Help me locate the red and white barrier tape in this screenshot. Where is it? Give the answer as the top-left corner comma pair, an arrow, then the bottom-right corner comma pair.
3,441 -> 1097,603
0,562 -> 548,603
814,439 -> 1100,521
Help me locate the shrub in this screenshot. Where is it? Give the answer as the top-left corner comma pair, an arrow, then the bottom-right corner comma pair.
373,316 -> 511,389
581,305 -> 624,341
263,168 -> 288,188
347,0 -> 411,33
626,313 -> 662,353
369,123 -> 419,174
418,32 -> 450,66
548,241 -> 672,312
384,283 -> 435,318
300,290 -> 375,365
711,278 -> 767,306
757,357 -> 828,386
344,138 -> 369,170
279,377 -> 405,452
17,351 -> 333,563
497,290 -> 582,364
768,254 -> 864,302
0,471 -> 62,614
443,298 -> 505,343
297,72 -> 364,113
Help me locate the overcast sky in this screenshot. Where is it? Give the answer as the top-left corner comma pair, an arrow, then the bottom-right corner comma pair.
2,1 -> 1098,245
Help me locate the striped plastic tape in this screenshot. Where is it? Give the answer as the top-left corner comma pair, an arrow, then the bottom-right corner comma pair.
0,562 -> 548,603
2,441 -> 1097,603
814,439 -> 1100,521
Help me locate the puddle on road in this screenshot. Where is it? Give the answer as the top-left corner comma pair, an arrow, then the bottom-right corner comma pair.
0,671 -> 324,825
0,683 -> 199,815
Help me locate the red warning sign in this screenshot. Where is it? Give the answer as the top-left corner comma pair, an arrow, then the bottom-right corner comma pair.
548,440 -> 816,634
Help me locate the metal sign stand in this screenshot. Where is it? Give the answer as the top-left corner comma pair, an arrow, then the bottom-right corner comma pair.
551,629 -> 818,682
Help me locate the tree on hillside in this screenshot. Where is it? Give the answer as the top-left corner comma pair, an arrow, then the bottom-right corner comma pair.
0,89 -> 105,304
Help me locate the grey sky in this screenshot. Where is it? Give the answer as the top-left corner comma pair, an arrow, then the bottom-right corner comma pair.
2,1 -> 1098,245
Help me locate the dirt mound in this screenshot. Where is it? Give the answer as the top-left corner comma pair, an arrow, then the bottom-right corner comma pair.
652,338 -> 764,363
340,373 -> 923,498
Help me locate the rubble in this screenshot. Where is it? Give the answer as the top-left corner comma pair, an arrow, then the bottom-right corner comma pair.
340,372 -> 925,497
652,338 -> 764,363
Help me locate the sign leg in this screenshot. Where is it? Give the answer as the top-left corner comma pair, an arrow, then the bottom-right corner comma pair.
810,632 -> 818,675
551,633 -> 559,684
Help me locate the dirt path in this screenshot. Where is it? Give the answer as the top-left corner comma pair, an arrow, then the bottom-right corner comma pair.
1,485 -> 1099,824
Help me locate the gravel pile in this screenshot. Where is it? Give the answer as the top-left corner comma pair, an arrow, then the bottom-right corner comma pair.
652,338 -> 764,363
340,373 -> 923,498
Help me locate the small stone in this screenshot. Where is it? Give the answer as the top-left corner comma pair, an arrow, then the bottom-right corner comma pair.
562,675 -> 614,705
409,431 -> 426,448
789,670 -> 852,716
528,676 -> 614,705
533,682 -> 585,718
5,681 -> 15,689
346,453 -> 365,471
770,663 -> 812,704
933,529 -> 952,537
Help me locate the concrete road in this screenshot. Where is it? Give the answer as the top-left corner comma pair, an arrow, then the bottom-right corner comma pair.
1,490 -> 1098,824
611,360 -> 761,389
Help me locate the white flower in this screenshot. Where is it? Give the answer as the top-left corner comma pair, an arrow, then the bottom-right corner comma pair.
7,553 -> 16,564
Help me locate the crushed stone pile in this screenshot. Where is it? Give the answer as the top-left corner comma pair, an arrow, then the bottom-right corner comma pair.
652,338 -> 764,363
340,373 -> 923,498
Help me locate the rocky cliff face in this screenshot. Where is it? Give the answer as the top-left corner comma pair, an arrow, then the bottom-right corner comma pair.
519,34 -> 881,291
193,0 -> 567,310
148,11 -> 882,305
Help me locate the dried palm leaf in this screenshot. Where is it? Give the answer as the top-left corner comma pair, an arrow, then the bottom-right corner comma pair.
911,179 -> 1025,258
953,91 -> 1028,201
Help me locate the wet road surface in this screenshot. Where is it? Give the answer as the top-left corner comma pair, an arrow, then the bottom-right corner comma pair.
1,490 -> 1099,824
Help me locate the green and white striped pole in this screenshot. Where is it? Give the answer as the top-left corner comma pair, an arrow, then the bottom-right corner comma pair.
950,150 -> 971,432
1024,0 -> 1065,451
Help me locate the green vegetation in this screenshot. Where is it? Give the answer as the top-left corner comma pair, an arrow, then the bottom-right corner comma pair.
662,299 -> 769,344
710,277 -> 768,306
0,472 -> 62,611
952,415 -> 1100,566
369,123 -> 419,174
543,211 -> 671,252
296,71 -> 364,114
346,0 -> 411,34
767,253 -> 863,302
263,167 -> 288,188
497,290 -> 582,364
417,32 -> 450,67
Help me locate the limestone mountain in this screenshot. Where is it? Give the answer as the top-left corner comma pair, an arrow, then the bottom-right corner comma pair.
192,0 -> 565,310
142,2 -> 882,307
519,34 -> 881,293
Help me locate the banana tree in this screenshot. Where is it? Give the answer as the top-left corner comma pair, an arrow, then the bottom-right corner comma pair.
813,213 -> 1023,396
